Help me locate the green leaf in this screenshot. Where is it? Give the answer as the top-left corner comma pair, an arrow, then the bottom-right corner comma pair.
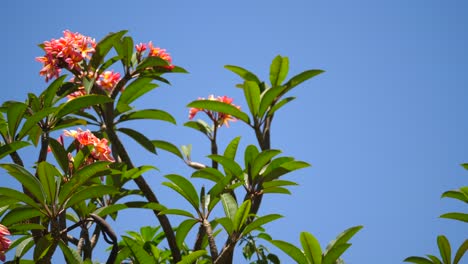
163,174 -> 200,210
243,81 -> 261,116
440,212 -> 468,223
224,65 -> 261,84
117,109 -> 176,124
37,162 -> 61,205
98,55 -> 121,74
263,180 -> 298,189
322,244 -> 352,264
220,193 -> 238,221
122,235 -> 156,264
269,240 -> 308,264
284,69 -> 324,93
427,255 -> 443,264
184,120 -> 212,136
8,223 -> 45,232
442,189 -> 468,203
152,140 -> 183,159
187,100 -> 250,124
136,56 -> 172,71
244,144 -> 259,176
33,234 -> 53,261
14,236 -> 35,260
117,78 -> 158,112
1,206 -> 43,226
437,235 -> 451,264
48,138 -> 69,173
300,232 -> 322,264
251,149 -> 281,180
41,75 -> 67,107
66,185 -> 119,209
17,107 -> 57,140
6,102 -> 27,138
58,240 -> 83,264
233,200 -> 251,231
224,136 -> 241,160
159,208 -> 195,218
192,167 -> 224,182
55,95 -> 113,119
216,217 -> 234,235
122,36 -> 134,67
0,141 -> 30,160
118,127 -> 156,154
258,87 -> 285,118
208,154 -> 243,179
268,96 -> 296,116
176,219 -> 199,249
176,250 -> 208,264
324,225 -> 363,254
59,161 -> 111,203
454,239 -> 468,264
403,256 -> 435,264
90,30 -> 128,69
242,214 -> 283,235
270,55 -> 289,87
262,187 -> 292,195
0,163 -> 45,204
263,160 -> 311,181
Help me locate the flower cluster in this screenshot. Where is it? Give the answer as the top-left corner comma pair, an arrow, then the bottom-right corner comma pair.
0,224 -> 11,262
189,95 -> 240,127
96,70 -> 121,91
135,41 -> 174,70
64,128 -> 114,162
36,30 -> 96,82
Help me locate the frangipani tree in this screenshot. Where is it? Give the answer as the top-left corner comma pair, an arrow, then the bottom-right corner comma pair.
0,30 -> 362,264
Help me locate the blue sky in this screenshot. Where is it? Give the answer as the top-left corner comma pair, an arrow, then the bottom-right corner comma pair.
1,0 -> 467,263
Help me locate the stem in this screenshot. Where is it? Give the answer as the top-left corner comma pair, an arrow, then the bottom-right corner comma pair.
211,125 -> 218,169
203,219 -> 218,260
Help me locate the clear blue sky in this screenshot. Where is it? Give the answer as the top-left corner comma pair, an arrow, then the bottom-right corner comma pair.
1,1 -> 467,263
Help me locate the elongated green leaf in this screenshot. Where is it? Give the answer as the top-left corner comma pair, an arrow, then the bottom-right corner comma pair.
41,75 -> 67,107
0,163 -> 45,204
7,102 -> 27,138
159,209 -> 195,218
242,214 -> 283,235
1,206 -> 43,226
184,120 -> 212,136
454,239 -> 468,264
268,96 -> 296,116
233,200 -> 251,231
437,235 -> 451,264
14,236 -> 35,259
117,109 -> 176,124
269,240 -> 308,264
98,55 -> 121,74
208,154 -> 243,179
324,225 -> 363,254
263,160 -> 310,181
66,185 -> 119,209
0,141 -> 30,160
163,174 -> 199,210
176,219 -> 199,249
220,193 -> 238,221
270,55 -> 289,87
442,189 -> 468,203
18,107 -> 57,140
58,240 -> 83,264
259,87 -> 284,118
177,250 -> 208,264
122,236 -> 156,264
300,232 -> 322,264
224,65 -> 261,84
121,36 -> 134,67
322,244 -> 351,264
224,136 -> 241,160
136,56 -> 172,71
34,234 -> 53,261
9,223 -> 46,232
90,30 -> 128,69
187,100 -> 250,124
427,255 -> 443,264
152,140 -> 183,159
403,256 -> 435,264
37,162 -> 61,205
55,95 -> 113,119
59,161 -> 111,203
251,150 -> 281,180
48,138 -> 69,173
192,168 -> 224,182
284,69 -> 324,93
263,180 -> 298,188
244,144 -> 259,175
244,81 -> 261,116
440,212 -> 468,223
117,78 -> 158,109
118,127 -> 156,154
262,187 -> 292,195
